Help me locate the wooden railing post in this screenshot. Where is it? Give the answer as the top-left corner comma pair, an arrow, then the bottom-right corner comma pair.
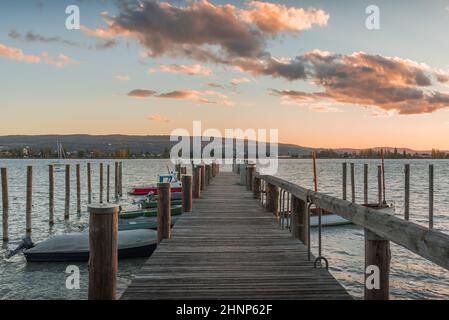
253,176 -> 261,199
246,165 -> 255,191
157,182 -> 171,243
88,203 -> 119,300
364,229 -> 390,300
182,175 -> 192,213
1,168 -> 9,241
239,164 -> 246,186
193,166 -> 201,199
26,166 -> 33,236
291,196 -> 308,245
199,165 -> 206,191
65,164 -> 70,220
266,183 -> 279,216
205,165 -> 211,186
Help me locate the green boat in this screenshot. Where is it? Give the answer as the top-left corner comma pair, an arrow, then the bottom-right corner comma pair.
141,199 -> 182,209
138,192 -> 183,209
119,215 -> 180,231
120,205 -> 183,219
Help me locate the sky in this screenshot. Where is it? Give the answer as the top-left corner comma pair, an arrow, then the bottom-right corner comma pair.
1,0 -> 449,149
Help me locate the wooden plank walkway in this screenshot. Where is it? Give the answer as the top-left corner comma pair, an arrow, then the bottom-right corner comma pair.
121,172 -> 351,300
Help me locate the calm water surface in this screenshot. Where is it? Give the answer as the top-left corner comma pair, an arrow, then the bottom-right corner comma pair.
0,159 -> 448,299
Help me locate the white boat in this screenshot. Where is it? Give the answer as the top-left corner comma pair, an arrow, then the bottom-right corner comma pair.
52,141 -> 66,172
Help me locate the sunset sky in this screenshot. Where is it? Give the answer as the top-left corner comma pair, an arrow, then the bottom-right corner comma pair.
1,0 -> 449,149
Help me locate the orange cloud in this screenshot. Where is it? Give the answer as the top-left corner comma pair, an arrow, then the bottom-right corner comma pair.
0,43 -> 40,63
230,77 -> 251,86
115,75 -> 130,81
147,114 -> 172,123
159,64 -> 212,76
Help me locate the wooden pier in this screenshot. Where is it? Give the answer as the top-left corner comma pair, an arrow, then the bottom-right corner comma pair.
121,171 -> 351,300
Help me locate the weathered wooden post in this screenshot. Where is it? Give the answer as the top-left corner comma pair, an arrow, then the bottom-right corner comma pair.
181,166 -> 187,175
99,163 -> 104,204
64,164 -> 70,220
253,176 -> 261,199
182,175 -> 192,213
76,164 -> 81,214
205,165 -> 211,186
364,229 -> 390,300
157,182 -> 171,243
350,163 -> 355,203
246,164 -> 255,191
87,162 -> 92,204
107,164 -> 110,203
199,165 -> 206,191
176,163 -> 181,181
193,166 -> 201,199
119,162 -> 123,196
377,165 -> 382,205
429,164 -> 434,229
26,166 -> 33,236
364,164 -> 368,204
266,183 -> 279,216
291,196 -> 308,245
114,162 -> 119,201
239,164 -> 246,186
49,165 -> 54,225
88,203 -> 119,300
342,163 -> 347,200
404,164 -> 410,221
1,168 -> 9,241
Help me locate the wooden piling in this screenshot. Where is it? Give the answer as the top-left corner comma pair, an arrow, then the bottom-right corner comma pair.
246,165 -> 255,191
193,166 -> 201,199
26,166 -> 32,236
119,162 -> 123,196
100,163 -> 104,204
1,168 -> 9,241
364,229 -> 390,300
291,196 -> 308,245
76,164 -> 81,214
48,165 -> 54,225
157,182 -> 171,243
429,164 -> 434,229
115,162 -> 119,201
65,164 -> 70,220
205,165 -> 211,186
364,164 -> 368,204
107,164 -> 110,203
181,167 -> 187,175
377,165 -> 382,205
87,163 -> 92,204
253,176 -> 261,199
342,163 -> 347,200
182,175 -> 192,213
88,203 -> 119,300
404,164 -> 410,221
351,163 -> 355,203
199,165 -> 206,191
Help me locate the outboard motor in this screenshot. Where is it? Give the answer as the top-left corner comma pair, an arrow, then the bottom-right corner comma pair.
6,236 -> 35,258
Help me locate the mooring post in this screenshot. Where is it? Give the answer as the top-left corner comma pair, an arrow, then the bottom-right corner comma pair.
291,196 -> 308,245
26,166 -> 32,237
342,163 -> 347,200
377,165 -> 382,205
64,164 -> 70,220
107,164 -> 110,203
114,162 -> 119,201
88,203 -> 119,300
404,164 -> 410,221
239,164 -> 246,186
351,163 -> 355,203
87,162 -> 92,204
182,175 -> 192,213
181,166 -> 187,175
176,163 -> 181,181
1,168 -> 9,241
48,165 -> 54,225
246,164 -> 255,191
429,164 -> 434,229
193,166 -> 201,199
364,229 -> 390,300
205,165 -> 211,186
157,182 -> 171,244
119,162 -> 123,196
76,164 -> 81,214
253,176 -> 261,199
199,165 -> 206,191
99,163 -> 104,204
364,164 -> 368,204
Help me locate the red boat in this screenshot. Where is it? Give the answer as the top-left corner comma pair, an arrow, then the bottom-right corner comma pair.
129,174 -> 182,196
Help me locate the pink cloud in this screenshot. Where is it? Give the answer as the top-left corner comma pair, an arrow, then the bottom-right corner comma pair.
115,75 -> 130,81
159,64 -> 212,76
147,114 -> 172,123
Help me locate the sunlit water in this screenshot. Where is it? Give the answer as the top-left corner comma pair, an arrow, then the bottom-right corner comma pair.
0,159 -> 448,299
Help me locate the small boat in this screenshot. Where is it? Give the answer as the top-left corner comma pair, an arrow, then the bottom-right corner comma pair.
119,215 -> 180,231
129,173 -> 182,196
120,205 -> 183,219
52,141 -> 66,172
23,229 -> 157,262
138,192 -> 183,209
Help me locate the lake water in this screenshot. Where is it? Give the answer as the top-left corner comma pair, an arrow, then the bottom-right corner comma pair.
0,159 -> 448,299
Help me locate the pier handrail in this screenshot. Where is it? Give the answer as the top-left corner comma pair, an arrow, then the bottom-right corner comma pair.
255,173 -> 449,272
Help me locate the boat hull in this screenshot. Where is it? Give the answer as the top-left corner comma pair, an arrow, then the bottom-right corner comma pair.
120,205 -> 183,219
119,215 -> 180,231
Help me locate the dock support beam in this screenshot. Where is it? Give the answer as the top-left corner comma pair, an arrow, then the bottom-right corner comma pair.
291,196 -> 308,245
364,229 -> 390,300
182,175 -> 192,213
88,204 -> 119,300
157,182 -> 171,243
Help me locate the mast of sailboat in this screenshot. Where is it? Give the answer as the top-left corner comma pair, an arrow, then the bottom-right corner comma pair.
312,152 -> 318,192
381,149 -> 386,204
